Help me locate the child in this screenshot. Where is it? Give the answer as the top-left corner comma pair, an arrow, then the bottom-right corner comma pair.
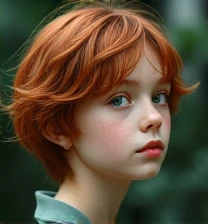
7,1 -> 198,224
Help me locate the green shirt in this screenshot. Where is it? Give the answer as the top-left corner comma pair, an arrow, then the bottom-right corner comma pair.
35,191 -> 92,224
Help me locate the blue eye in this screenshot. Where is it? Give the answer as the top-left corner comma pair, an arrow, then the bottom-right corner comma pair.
152,93 -> 169,105
111,96 -> 130,107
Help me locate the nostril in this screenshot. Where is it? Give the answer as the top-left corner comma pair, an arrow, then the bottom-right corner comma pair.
146,121 -> 161,131
146,124 -> 153,129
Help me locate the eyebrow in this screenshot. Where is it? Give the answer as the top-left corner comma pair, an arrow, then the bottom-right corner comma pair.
121,77 -> 170,88
121,79 -> 140,87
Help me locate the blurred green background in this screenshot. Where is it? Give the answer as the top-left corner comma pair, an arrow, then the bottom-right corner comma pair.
0,0 -> 207,223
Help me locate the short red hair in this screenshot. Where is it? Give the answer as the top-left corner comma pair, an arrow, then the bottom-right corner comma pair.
7,3 -> 198,183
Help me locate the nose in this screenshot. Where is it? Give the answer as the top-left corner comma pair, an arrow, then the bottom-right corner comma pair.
139,103 -> 162,133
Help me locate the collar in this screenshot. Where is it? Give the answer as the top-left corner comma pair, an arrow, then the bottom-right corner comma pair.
35,190 -> 91,224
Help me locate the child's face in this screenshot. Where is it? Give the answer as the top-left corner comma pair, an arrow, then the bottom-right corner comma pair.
71,46 -> 171,181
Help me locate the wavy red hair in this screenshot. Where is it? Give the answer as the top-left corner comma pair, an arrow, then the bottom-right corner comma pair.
7,3 -> 198,183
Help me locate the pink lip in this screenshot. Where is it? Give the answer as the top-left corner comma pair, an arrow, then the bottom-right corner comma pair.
137,140 -> 164,158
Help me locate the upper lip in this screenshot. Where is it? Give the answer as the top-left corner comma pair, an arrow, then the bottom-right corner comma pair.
137,140 -> 165,153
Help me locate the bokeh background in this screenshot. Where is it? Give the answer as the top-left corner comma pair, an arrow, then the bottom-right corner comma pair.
0,0 -> 207,223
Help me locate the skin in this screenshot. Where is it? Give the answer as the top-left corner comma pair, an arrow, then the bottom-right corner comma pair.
46,45 -> 171,224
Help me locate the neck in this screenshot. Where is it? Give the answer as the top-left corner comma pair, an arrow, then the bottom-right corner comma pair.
55,171 -> 131,224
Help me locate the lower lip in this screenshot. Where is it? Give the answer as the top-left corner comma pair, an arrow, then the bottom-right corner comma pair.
138,148 -> 163,158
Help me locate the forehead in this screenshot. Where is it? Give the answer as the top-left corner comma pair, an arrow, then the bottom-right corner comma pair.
125,45 -> 163,83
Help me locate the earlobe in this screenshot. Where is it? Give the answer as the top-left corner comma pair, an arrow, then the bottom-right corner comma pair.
42,127 -> 72,150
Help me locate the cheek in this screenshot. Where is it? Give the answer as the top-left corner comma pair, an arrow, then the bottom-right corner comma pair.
163,115 -> 171,130
74,119 -> 130,164
163,115 -> 171,144
83,118 -> 131,161
92,120 -> 129,147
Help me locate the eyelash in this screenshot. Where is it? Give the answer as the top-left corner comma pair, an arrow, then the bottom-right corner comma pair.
108,94 -> 132,108
152,92 -> 170,105
108,91 -> 170,108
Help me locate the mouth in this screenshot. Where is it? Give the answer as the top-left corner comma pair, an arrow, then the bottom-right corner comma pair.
136,140 -> 165,158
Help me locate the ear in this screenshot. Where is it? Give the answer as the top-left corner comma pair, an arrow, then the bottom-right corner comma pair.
42,125 -> 72,150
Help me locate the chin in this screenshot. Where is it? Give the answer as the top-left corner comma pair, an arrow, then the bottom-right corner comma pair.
143,169 -> 161,180
132,164 -> 162,181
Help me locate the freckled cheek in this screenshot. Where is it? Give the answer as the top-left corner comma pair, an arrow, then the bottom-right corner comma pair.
90,121 -> 130,155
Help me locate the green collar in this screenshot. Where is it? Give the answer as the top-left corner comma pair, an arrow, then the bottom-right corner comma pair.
35,191 -> 91,224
